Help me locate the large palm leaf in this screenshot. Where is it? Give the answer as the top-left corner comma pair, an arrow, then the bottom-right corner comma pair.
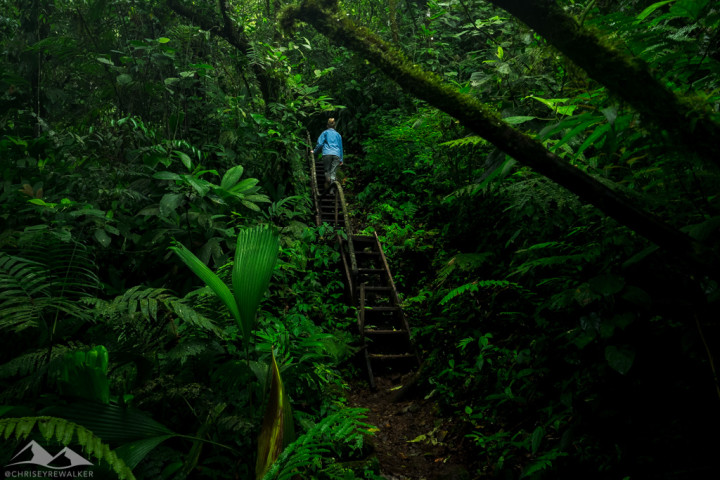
232,224 -> 280,340
171,224 -> 279,345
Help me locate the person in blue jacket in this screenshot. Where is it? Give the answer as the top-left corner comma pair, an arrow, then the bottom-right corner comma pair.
313,118 -> 343,195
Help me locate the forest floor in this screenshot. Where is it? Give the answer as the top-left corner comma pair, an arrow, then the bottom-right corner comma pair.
347,375 -> 475,480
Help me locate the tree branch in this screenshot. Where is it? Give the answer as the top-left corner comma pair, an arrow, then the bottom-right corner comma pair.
166,0 -> 275,105
487,0 -> 720,166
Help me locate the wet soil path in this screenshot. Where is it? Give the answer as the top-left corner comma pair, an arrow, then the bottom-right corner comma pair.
347,376 -> 473,480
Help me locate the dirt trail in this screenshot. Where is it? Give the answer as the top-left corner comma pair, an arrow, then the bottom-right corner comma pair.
347,376 -> 473,480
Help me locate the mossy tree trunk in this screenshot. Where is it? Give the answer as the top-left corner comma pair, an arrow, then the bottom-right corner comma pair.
488,0 -> 720,166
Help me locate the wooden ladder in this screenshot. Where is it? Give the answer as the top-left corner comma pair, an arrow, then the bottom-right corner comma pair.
353,233 -> 419,389
307,134 -> 419,388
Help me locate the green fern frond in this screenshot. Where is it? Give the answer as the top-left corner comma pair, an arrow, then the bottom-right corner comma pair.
502,177 -> 581,218
87,286 -> 221,336
510,253 -> 597,277
165,339 -> 221,366
262,408 -> 373,480
20,239 -> 100,298
440,280 -> 520,305
0,345 -> 76,402
168,299 -> 221,335
0,350 -> 49,379
437,253 -> 492,284
0,416 -> 136,479
0,345 -> 75,380
0,245 -> 96,332
439,135 -> 488,148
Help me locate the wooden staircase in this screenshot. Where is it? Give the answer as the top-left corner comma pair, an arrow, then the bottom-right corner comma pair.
307,136 -> 419,388
353,233 -> 418,388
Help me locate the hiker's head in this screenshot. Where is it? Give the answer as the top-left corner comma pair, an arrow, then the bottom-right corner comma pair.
327,118 -> 336,129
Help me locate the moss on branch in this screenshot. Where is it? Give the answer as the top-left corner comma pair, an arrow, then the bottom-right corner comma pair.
488,0 -> 720,165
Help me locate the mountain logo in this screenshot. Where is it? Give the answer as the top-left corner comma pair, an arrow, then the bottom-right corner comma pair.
5,440 -> 93,469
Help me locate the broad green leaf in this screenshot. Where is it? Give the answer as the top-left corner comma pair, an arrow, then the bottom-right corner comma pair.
671,0 -> 709,19
531,426 -> 544,454
159,193 -> 184,217
636,0 -> 676,22
229,177 -> 260,194
171,242 -> 241,327
153,171 -> 181,181
157,37 -> 171,43
589,274 -> 625,296
185,175 -> 211,197
552,118 -> 602,153
115,435 -> 173,469
504,116 -> 535,125
94,229 -> 111,248
232,225 -> 279,339
605,345 -> 635,375
174,150 -> 192,170
116,74 -> 132,85
529,96 -> 577,116
255,351 -> 294,480
241,199 -> 261,212
244,194 -> 271,203
221,165 -> 244,190
575,123 -> 611,159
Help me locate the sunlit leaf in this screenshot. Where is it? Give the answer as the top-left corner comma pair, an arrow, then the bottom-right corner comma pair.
255,351 -> 294,480
232,225 -> 279,339
170,242 -> 241,327
221,165 -> 244,190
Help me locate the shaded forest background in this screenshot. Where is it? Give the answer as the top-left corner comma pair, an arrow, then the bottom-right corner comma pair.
1,0 -> 719,478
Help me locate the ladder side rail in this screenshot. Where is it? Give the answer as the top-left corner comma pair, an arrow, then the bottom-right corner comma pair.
333,181 -> 358,278
359,282 -> 375,389
337,233 -> 355,305
306,132 -> 322,226
373,231 -> 415,341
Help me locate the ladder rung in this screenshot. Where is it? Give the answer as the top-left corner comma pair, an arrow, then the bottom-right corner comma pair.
368,353 -> 415,360
364,329 -> 407,335
363,306 -> 400,312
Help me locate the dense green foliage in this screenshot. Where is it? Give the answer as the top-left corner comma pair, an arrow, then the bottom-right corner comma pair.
2,0 -> 719,479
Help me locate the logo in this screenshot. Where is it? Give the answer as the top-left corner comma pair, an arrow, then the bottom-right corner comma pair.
4,441 -> 94,478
